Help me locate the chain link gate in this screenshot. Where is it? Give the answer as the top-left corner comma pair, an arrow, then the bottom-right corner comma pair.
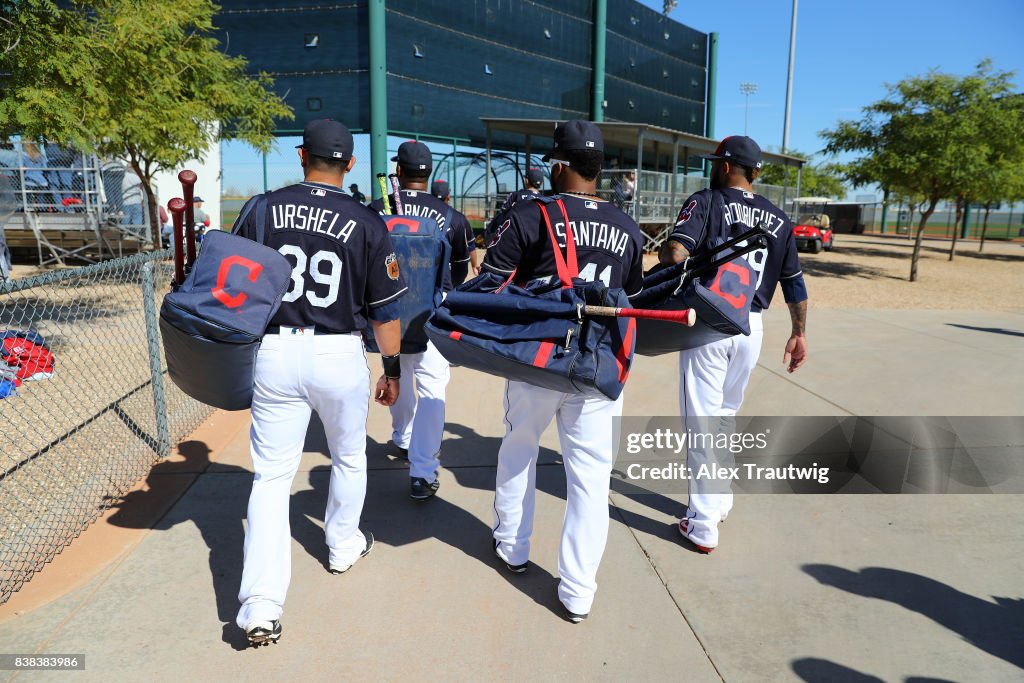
0,252 -> 215,603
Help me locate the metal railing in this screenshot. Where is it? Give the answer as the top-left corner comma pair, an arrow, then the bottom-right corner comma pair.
0,252 -> 215,603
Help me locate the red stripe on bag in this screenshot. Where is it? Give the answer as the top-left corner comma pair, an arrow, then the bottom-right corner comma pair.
450,331 -> 463,341
615,319 -> 636,383
533,340 -> 555,367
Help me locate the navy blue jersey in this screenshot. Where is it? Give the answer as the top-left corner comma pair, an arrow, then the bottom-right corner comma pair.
371,188 -> 475,265
234,181 -> 407,333
670,187 -> 804,310
483,194 -> 645,297
485,189 -> 542,242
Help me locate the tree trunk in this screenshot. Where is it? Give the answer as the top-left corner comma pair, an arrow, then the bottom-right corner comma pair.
911,202 -> 938,282
948,195 -> 963,262
907,204 -> 916,239
979,205 -> 991,252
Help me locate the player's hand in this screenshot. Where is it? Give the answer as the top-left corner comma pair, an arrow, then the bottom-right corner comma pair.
783,334 -> 807,373
374,375 -> 399,406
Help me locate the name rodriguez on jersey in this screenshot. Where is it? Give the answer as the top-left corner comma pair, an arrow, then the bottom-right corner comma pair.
272,203 -> 357,242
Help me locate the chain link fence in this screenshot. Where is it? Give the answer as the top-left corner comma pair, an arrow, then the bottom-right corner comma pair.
0,252 -> 215,603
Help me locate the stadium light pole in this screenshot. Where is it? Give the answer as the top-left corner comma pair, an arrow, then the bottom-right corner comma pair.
739,82 -> 758,136
782,0 -> 798,152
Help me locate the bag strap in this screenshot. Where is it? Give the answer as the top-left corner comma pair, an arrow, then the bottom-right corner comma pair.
536,198 -> 579,287
232,194 -> 269,244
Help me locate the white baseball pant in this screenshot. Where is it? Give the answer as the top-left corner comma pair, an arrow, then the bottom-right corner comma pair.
492,379 -> 623,616
390,340 -> 450,482
678,311 -> 763,548
236,328 -> 371,629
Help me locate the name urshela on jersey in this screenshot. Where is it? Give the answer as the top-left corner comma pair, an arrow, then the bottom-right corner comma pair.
272,204 -> 356,242
553,220 -> 630,257
722,202 -> 786,237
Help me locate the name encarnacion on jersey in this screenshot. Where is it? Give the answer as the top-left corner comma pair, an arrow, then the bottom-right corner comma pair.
722,202 -> 786,236
399,203 -> 447,229
554,221 -> 630,257
272,204 -> 356,242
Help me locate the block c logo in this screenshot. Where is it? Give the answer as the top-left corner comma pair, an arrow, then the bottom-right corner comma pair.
709,261 -> 750,309
212,255 -> 263,309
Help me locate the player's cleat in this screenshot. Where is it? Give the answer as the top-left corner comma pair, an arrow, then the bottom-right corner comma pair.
330,531 -> 374,574
492,539 -> 529,573
410,476 -> 440,501
389,441 -> 409,461
245,620 -> 282,647
677,519 -> 715,554
563,608 -> 589,624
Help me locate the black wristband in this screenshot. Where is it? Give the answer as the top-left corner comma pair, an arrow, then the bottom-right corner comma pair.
382,353 -> 401,379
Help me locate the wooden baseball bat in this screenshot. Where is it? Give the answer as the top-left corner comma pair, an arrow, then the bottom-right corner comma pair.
583,305 -> 696,326
388,174 -> 403,215
167,198 -> 186,285
376,173 -> 392,215
177,170 -> 197,267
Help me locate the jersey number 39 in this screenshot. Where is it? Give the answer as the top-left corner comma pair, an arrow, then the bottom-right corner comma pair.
278,245 -> 342,308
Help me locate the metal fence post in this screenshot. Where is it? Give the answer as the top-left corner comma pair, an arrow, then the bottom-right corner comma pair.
141,261 -> 171,458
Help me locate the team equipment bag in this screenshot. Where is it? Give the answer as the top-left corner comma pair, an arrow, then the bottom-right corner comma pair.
426,197 -> 636,401
632,190 -> 764,356
364,214 -> 449,354
159,191 -> 292,410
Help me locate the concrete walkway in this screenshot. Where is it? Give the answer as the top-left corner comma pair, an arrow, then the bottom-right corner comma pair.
1,308 -> 1022,682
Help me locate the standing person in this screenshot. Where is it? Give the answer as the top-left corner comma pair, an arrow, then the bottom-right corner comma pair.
45,143 -> 76,211
121,165 -> 145,226
432,179 -> 483,274
349,183 -> 366,204
482,120 -> 644,623
484,166 -> 545,246
233,118 -> 406,646
659,135 -> 808,553
370,141 -> 475,500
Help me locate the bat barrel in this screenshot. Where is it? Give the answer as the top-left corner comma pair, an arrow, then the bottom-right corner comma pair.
178,170 -> 197,266
167,198 -> 186,285
388,174 -> 402,215
376,173 -> 392,215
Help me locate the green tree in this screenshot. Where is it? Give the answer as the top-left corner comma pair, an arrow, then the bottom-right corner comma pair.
1,0 -> 293,245
757,152 -> 846,199
976,162 -> 1024,251
822,61 -> 1021,281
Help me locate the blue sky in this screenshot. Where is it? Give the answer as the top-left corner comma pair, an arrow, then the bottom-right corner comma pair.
642,0 -> 1024,158
222,0 -> 1024,197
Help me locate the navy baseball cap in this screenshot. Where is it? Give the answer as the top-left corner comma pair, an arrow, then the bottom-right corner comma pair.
701,136 -> 763,170
526,167 -> 544,187
193,196 -> 204,202
392,140 -> 433,171
430,179 -> 450,199
542,120 -> 604,161
296,118 -> 354,161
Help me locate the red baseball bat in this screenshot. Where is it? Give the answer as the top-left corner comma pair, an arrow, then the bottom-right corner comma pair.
167,198 -> 186,285
583,306 -> 696,326
177,170 -> 197,267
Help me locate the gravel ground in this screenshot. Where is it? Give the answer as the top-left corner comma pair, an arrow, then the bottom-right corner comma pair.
643,233 -> 1024,312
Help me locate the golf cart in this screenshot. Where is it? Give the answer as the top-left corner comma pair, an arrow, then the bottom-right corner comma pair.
792,197 -> 835,253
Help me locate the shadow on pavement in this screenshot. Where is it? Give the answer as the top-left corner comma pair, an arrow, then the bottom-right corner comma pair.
803,564 -> 1024,670
791,658 -> 884,682
946,323 -> 1024,338
105,440 -> 251,650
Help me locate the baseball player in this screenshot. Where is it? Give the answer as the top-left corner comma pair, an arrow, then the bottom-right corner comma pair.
483,120 -> 644,623
370,141 -> 475,500
484,166 -> 545,246
233,118 -> 406,646
660,135 -> 808,553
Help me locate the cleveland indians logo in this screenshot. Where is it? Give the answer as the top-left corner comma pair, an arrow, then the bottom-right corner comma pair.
709,261 -> 750,310
212,255 -> 263,309
676,199 -> 698,226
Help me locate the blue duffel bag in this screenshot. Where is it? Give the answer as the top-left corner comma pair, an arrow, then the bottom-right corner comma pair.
425,198 -> 635,401
364,214 -> 449,354
159,196 -> 292,410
